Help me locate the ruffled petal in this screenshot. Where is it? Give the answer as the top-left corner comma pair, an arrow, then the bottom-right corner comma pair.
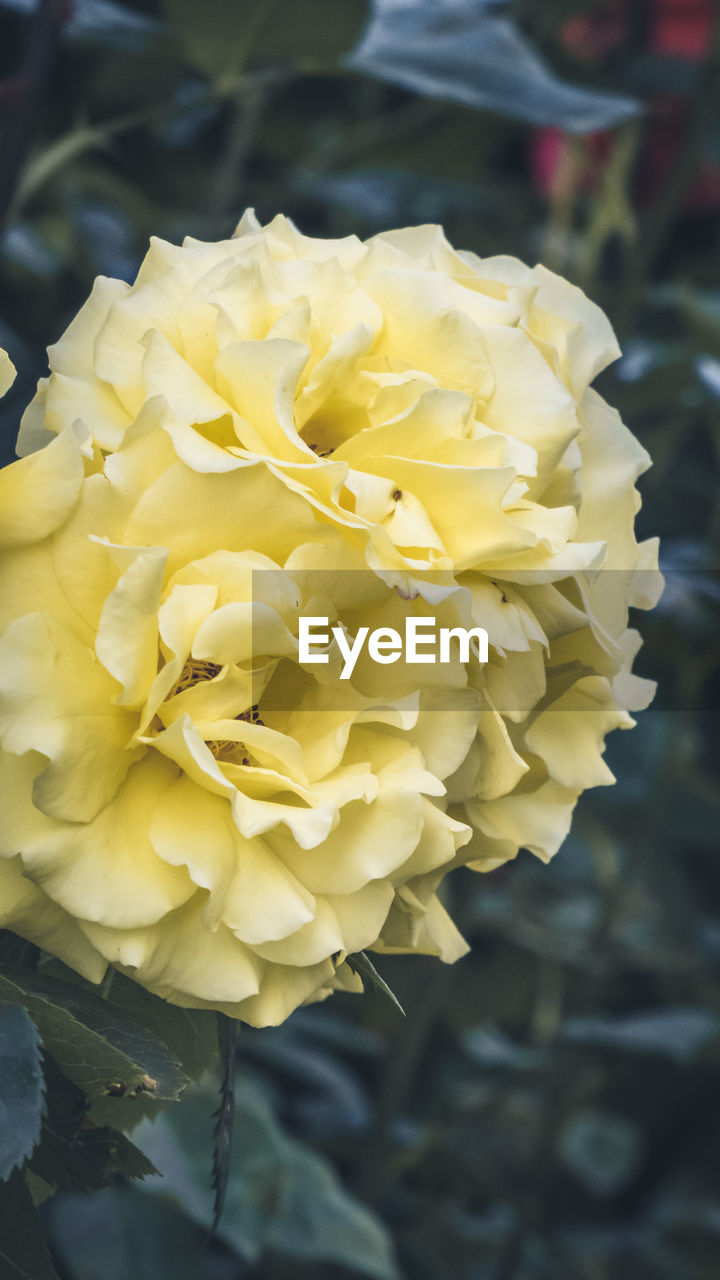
0,613 -> 142,821
0,427 -> 84,547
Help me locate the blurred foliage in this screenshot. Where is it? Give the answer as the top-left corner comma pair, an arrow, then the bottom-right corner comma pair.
1,0 -> 720,1277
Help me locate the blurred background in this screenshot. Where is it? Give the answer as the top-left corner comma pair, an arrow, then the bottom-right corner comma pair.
1,1 -> 720,1277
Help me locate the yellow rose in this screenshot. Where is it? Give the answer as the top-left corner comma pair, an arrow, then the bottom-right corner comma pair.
17,212 -> 651,580
0,395 -> 476,1021
0,214 -> 661,1021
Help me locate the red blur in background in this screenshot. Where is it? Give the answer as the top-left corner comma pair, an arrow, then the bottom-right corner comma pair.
531,0 -> 720,211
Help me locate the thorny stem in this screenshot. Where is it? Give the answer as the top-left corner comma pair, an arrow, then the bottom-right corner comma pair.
209,1013 -> 238,1236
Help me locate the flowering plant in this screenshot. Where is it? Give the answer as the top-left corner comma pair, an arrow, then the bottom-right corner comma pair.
0,213 -> 661,1027
532,0 -> 720,211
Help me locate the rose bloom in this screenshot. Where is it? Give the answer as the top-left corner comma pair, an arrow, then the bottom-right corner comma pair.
532,0 -> 720,212
0,215 -> 661,1023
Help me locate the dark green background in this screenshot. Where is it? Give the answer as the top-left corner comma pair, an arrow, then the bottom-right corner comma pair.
1,2 -> 719,1277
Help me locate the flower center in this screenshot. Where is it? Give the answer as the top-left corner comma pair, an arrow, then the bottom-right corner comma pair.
159,660 -> 266,766
170,659 -> 222,697
308,441 -> 332,459
206,705 -> 265,766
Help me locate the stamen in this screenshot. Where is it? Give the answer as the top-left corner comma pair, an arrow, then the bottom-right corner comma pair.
169,659 -> 222,697
237,704 -> 263,725
205,706 -> 263,765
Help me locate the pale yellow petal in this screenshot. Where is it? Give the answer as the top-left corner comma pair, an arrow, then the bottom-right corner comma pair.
0,855 -> 107,982
269,789 -> 423,894
232,956 -> 335,1027
0,613 -> 142,821
2,751 -> 193,928
95,544 -> 167,707
215,338 -> 310,461
191,601 -> 297,665
123,460 -> 324,575
82,902 -> 262,1006
149,776 -> 316,943
0,349 -> 16,397
467,774 -> 578,862
0,426 -> 84,547
48,275 -> 131,375
44,371 -> 132,451
524,675 -> 633,790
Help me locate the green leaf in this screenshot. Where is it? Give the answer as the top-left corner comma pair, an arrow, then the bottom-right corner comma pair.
346,0 -> 639,132
162,0 -> 269,83
162,0 -> 366,85
47,1187 -> 214,1280
63,0 -> 160,51
263,1124 -> 398,1277
34,964 -> 217,1129
0,1169 -> 60,1280
250,0 -> 367,67
134,1078 -> 399,1277
557,1109 -> 643,1197
99,972 -> 219,1084
562,1007 -> 720,1064
30,1121 -> 157,1193
0,1005 -> 45,1181
27,1054 -> 158,1194
0,969 -> 187,1104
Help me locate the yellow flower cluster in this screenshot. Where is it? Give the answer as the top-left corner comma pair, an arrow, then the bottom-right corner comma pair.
0,213 -> 660,1024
